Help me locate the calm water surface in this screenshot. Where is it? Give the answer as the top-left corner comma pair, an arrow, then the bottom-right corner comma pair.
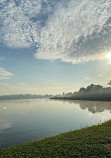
0,99 -> 111,148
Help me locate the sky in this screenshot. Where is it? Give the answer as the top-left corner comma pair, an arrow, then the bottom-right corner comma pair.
0,0 -> 111,95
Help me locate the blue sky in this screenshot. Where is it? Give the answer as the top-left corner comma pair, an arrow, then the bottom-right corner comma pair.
0,0 -> 111,95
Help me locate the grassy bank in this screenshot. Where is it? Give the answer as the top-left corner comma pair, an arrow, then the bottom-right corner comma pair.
0,121 -> 111,158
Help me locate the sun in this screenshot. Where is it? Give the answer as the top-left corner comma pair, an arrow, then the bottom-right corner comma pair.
106,53 -> 111,61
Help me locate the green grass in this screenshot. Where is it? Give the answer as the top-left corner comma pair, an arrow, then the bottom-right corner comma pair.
0,121 -> 111,158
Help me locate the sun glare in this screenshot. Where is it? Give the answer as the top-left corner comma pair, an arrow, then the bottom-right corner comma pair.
106,53 -> 111,61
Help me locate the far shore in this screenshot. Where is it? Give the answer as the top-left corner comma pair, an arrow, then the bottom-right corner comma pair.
50,97 -> 111,102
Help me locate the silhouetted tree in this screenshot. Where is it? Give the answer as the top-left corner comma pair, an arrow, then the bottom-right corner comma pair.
108,81 -> 111,85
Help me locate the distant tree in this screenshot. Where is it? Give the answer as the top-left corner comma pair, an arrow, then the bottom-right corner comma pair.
79,88 -> 86,93
95,85 -> 103,90
108,81 -> 111,85
86,84 -> 103,91
87,84 -> 95,91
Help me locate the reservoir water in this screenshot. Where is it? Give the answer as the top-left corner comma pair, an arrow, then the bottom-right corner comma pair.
0,99 -> 111,148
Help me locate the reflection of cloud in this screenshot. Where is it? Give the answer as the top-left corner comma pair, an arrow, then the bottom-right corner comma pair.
0,0 -> 111,63
0,67 -> 13,80
0,121 -> 12,131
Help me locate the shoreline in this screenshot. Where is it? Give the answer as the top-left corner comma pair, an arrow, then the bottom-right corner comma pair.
50,97 -> 111,102
0,120 -> 111,157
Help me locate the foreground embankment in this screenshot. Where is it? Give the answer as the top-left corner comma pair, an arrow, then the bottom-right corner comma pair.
0,121 -> 111,158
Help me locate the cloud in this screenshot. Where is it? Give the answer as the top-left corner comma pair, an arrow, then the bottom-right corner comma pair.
0,0 -> 111,63
84,77 -> 91,81
0,0 -> 57,47
0,67 -> 13,80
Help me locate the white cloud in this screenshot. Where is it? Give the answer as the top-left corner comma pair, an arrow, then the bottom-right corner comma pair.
0,67 -> 13,80
84,77 -> 91,81
0,1 -> 39,47
98,74 -> 104,77
36,0 -> 111,63
0,0 -> 7,4
0,0 -> 111,63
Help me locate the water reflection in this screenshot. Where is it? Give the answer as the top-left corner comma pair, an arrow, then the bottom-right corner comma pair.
56,100 -> 111,113
78,101 -> 111,113
0,99 -> 111,148
0,121 -> 12,132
